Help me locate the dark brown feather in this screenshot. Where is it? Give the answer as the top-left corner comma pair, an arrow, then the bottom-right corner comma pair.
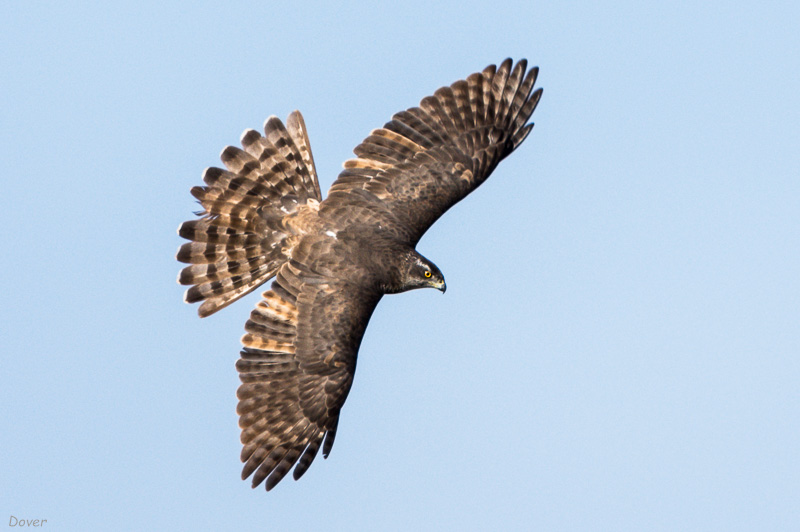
236,262 -> 382,490
325,59 -> 542,245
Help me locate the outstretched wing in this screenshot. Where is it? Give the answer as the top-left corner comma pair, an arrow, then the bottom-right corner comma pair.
236,259 -> 382,490
324,58 -> 542,245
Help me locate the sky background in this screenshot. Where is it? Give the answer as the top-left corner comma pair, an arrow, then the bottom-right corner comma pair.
2,1 -> 799,530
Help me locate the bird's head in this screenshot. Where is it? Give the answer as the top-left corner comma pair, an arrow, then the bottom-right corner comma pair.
403,252 -> 446,293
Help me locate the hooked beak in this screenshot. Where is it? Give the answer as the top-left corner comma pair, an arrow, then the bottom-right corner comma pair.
435,280 -> 447,294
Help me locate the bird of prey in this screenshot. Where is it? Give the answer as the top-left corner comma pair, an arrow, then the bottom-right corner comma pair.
176,58 -> 542,491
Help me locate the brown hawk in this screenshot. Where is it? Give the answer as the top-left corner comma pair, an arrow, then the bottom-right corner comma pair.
176,59 -> 542,490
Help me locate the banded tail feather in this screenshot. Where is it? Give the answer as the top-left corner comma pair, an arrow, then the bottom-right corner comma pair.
177,111 -> 322,317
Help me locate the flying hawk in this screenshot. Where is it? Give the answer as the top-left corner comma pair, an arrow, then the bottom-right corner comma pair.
176,58 -> 542,491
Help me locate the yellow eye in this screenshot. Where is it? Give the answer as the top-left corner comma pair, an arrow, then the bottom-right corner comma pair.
424,270 -> 432,278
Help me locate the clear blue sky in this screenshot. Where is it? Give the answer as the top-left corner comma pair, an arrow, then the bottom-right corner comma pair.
2,1 -> 798,530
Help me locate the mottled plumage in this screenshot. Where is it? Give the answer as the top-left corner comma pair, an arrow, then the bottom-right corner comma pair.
177,59 -> 542,490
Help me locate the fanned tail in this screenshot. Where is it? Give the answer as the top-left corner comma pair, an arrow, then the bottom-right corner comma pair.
177,111 -> 321,317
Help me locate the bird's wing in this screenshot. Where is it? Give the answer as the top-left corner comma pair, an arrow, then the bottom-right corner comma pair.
323,59 -> 542,245
236,259 -> 382,490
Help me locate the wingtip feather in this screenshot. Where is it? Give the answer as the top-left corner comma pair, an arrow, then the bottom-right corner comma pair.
240,128 -> 261,146
263,115 -> 284,134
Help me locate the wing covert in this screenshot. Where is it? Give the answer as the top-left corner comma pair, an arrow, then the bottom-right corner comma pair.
325,58 -> 542,244
236,260 -> 382,490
